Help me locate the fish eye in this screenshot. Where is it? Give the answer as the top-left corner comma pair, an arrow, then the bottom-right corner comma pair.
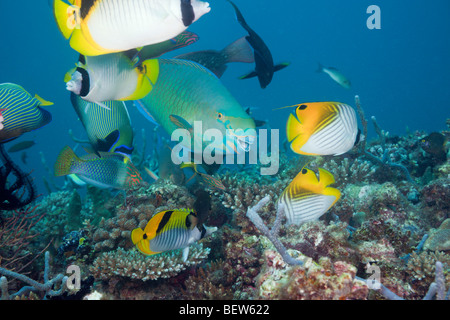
301,168 -> 307,174
298,104 -> 307,110
217,112 -> 224,119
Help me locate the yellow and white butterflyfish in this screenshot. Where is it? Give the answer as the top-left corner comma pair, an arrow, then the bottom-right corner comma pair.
65,53 -> 159,104
53,0 -> 211,56
278,167 -> 341,226
131,209 -> 217,261
286,102 -> 359,156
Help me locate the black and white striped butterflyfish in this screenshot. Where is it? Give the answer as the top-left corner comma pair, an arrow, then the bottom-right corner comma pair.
70,93 -> 134,156
278,167 -> 341,226
0,83 -> 53,144
131,209 -> 217,261
286,102 -> 360,156
65,53 -> 159,104
53,0 -> 211,56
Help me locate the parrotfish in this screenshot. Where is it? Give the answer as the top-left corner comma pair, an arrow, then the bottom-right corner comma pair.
65,53 -> 159,103
0,83 -> 53,144
53,0 -> 211,56
285,102 -> 360,156
135,59 -> 256,154
227,0 -> 288,88
54,146 -> 143,190
70,93 -> 134,156
317,63 -> 351,89
174,36 -> 254,78
278,167 -> 341,225
131,208 -> 217,261
132,31 -> 199,67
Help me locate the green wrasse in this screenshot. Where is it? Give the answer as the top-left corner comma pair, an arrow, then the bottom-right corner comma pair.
70,93 -> 133,156
317,63 -> 351,89
136,59 -> 256,154
53,0 -> 210,56
54,146 -> 142,190
0,83 -> 53,143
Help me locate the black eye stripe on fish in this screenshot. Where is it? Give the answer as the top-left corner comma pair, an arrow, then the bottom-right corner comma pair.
181,0 -> 195,26
76,67 -> 90,97
156,210 -> 174,234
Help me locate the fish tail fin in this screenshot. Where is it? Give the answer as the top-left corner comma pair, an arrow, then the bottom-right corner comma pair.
273,62 -> 290,73
316,62 -> 324,73
53,0 -> 76,39
34,94 -> 54,106
54,146 -> 78,177
223,37 -> 255,63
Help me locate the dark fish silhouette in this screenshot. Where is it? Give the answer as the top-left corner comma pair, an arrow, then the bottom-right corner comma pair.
420,132 -> 447,161
7,140 -> 35,153
227,0 -> 289,88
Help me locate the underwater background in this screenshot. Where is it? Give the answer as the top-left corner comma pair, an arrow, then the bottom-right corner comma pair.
0,0 -> 449,300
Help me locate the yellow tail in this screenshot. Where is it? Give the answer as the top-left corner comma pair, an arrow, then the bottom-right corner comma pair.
131,227 -> 144,245
54,145 -> 78,177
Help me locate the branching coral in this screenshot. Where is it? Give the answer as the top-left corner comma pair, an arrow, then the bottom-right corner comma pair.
90,245 -> 210,281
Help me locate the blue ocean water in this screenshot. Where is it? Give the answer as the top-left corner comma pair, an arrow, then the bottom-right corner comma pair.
0,0 -> 449,196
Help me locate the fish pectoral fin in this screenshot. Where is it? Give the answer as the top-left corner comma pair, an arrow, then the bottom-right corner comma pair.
169,115 -> 193,132
182,247 -> 190,262
34,94 -> 54,106
238,70 -> 258,80
273,62 -> 290,73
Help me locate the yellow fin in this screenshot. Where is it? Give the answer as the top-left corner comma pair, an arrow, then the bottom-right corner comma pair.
286,112 -> 302,142
141,59 -> 160,85
131,227 -> 144,245
131,227 -> 155,255
53,0 -> 76,39
54,146 -> 79,177
35,94 -> 54,106
69,27 -> 108,56
317,168 -> 336,188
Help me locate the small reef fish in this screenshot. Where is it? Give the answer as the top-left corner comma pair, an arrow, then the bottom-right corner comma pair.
317,63 -> 351,89
132,31 -> 199,67
131,208 -> 217,261
7,140 -> 36,153
53,0 -> 210,56
65,53 -> 159,103
70,93 -> 134,156
135,59 -> 256,154
0,83 -> 53,144
227,0 -> 288,88
54,146 -> 143,190
180,162 -> 226,191
420,132 -> 447,161
278,167 -> 341,225
174,36 -> 255,78
285,102 -> 359,156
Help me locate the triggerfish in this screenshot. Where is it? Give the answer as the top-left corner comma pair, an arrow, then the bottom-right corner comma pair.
174,36 -> 255,78
286,102 -> 360,156
0,83 -> 53,144
70,93 -> 134,156
65,53 -> 159,103
131,208 -> 217,261
278,167 -> 341,225
317,63 -> 351,89
53,0 -> 211,56
135,59 -> 256,154
54,146 -> 143,190
227,0 -> 289,88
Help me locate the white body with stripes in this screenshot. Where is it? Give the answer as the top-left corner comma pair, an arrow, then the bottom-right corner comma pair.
86,0 -> 211,51
300,103 -> 358,156
282,193 -> 337,226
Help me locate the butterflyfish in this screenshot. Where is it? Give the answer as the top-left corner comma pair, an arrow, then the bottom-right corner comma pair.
131,209 -> 217,261
135,59 -> 256,154
0,83 -> 53,144
174,36 -> 255,78
53,0 -> 211,56
65,53 -> 159,103
286,102 -> 359,156
278,167 -> 341,226
70,93 -> 134,156
227,0 -> 288,88
54,146 -> 142,190
317,63 -> 351,89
